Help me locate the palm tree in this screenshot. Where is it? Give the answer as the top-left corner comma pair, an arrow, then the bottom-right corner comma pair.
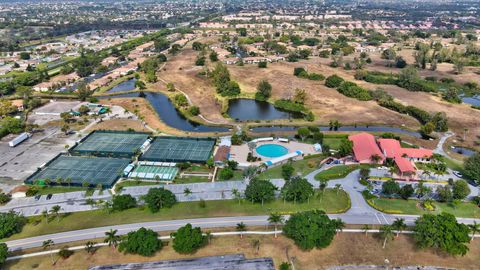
251,239 -> 260,255
268,213 -> 284,238
247,141 -> 257,154
392,218 -> 407,237
85,198 -> 96,209
42,209 -> 49,223
104,229 -> 121,250
468,221 -> 480,242
205,231 -> 213,244
65,178 -> 72,187
42,239 -> 55,265
85,241 -> 97,255
332,218 -> 346,234
334,184 -> 342,195
370,154 -> 382,163
50,205 -> 62,222
231,188 -> 242,204
236,222 -> 247,239
362,224 -> 370,237
183,188 -> 192,197
379,225 -> 395,249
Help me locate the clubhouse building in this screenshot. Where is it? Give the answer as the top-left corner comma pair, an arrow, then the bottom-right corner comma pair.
349,133 -> 433,180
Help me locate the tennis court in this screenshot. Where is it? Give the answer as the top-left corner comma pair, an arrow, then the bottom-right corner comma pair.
25,155 -> 130,188
140,137 -> 215,163
70,130 -> 150,157
129,162 -> 178,181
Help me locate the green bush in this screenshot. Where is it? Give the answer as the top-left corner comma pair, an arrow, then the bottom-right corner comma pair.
325,75 -> 344,88
337,81 -> 372,101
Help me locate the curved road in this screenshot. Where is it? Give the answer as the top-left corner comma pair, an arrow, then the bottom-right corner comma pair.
5,168 -> 480,252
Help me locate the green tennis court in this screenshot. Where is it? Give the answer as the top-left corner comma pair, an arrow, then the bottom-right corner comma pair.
70,130 -> 150,158
140,137 -> 215,163
129,162 -> 178,180
25,155 -> 130,188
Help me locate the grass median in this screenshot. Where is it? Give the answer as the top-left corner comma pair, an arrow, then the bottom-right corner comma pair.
258,154 -> 327,179
314,164 -> 372,182
367,197 -> 480,218
4,188 -> 349,241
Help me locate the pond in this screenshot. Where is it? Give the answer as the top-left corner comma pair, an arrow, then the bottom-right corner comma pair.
462,95 -> 480,107
106,78 -> 137,93
99,92 -> 230,133
227,99 -> 302,121
451,146 -> 477,157
250,125 -> 422,138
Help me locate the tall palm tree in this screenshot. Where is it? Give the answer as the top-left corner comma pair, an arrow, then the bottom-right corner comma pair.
231,188 -> 242,204
50,205 -> 62,222
251,239 -> 260,255
42,209 -> 49,223
362,224 -> 370,237
65,178 -> 72,187
104,229 -> 121,250
379,225 -> 395,249
42,239 -> 55,265
392,218 -> 407,237
236,222 -> 247,239
268,213 -> 284,238
468,221 -> 480,242
334,184 -> 342,195
332,218 -> 346,234
205,231 -> 213,244
85,198 -> 96,209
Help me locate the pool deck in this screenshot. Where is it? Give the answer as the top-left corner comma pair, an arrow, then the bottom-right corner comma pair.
229,140 -> 317,167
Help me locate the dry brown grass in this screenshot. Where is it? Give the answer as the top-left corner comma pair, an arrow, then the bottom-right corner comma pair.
87,118 -> 150,133
156,48 -> 228,124
5,234 -> 480,270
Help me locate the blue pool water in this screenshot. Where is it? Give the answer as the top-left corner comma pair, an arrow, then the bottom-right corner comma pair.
255,144 -> 289,158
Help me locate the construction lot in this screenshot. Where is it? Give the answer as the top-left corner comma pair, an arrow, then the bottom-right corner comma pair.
0,127 -> 76,192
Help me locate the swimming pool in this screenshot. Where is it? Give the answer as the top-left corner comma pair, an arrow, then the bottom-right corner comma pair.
255,144 -> 289,158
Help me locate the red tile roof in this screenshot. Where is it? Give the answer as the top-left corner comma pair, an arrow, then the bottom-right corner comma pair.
378,139 -> 433,159
348,133 -> 385,163
394,157 -> 416,173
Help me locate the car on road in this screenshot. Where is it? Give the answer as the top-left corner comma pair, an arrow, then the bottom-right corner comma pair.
453,171 -> 463,178
46,194 -> 53,200
34,195 -> 41,201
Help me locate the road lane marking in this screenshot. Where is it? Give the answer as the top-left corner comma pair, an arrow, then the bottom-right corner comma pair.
7,218 -> 268,247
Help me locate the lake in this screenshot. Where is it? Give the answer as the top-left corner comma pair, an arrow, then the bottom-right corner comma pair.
100,92 -> 230,133
106,78 -> 137,93
227,99 -> 302,120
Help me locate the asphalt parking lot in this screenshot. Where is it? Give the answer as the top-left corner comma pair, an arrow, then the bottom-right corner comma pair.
28,100 -> 82,126
0,126 -> 76,192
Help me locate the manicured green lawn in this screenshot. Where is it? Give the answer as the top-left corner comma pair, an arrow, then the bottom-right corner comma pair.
174,176 -> 211,184
258,155 -> 326,179
323,137 -> 344,150
216,169 -> 243,181
368,197 -> 480,218
314,164 -> 371,181
444,158 -> 463,172
4,189 -> 349,241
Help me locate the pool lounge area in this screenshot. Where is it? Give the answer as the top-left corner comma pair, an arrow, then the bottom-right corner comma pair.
229,138 -> 316,167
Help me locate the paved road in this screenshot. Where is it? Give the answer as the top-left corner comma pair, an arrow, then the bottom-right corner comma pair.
5,213 -> 479,252
433,131 -> 455,157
